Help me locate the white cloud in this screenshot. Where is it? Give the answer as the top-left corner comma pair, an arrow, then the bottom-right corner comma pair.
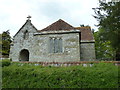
0,0 -> 99,36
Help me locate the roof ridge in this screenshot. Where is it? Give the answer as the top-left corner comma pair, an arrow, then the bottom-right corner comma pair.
39,19 -> 74,31
75,26 -> 91,30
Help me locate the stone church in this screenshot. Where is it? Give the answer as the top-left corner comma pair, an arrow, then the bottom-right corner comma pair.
10,17 -> 96,62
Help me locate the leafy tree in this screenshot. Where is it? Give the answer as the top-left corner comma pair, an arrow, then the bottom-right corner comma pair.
0,34 -> 2,57
93,1 -> 120,60
94,28 -> 115,60
1,30 -> 12,57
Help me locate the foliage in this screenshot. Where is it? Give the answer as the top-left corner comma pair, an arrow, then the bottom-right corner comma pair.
93,1 -> 120,60
94,29 -> 115,60
2,62 -> 119,88
0,34 -> 2,56
1,59 -> 11,67
0,66 -> 1,90
1,30 -> 12,56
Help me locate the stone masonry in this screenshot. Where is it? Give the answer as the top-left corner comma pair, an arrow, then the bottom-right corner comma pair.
10,18 -> 96,62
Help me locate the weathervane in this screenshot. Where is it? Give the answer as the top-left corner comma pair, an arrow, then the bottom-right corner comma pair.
27,15 -> 32,20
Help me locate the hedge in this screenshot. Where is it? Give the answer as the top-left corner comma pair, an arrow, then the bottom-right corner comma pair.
2,62 -> 119,88
0,59 -> 11,67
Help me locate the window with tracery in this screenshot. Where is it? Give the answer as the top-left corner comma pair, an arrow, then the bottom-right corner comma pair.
49,37 -> 63,53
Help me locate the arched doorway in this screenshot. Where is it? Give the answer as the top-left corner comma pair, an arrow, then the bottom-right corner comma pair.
19,49 -> 29,61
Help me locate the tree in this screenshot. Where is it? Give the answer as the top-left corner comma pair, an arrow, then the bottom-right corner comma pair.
94,28 -> 115,60
0,34 -> 2,57
93,1 -> 120,60
1,30 -> 12,57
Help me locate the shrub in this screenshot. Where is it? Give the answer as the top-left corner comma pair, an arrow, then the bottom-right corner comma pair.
1,59 -> 11,67
2,62 -> 119,88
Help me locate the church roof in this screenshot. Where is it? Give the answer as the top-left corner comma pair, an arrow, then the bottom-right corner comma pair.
75,27 -> 94,41
14,18 -> 94,41
39,19 -> 94,41
40,19 -> 74,31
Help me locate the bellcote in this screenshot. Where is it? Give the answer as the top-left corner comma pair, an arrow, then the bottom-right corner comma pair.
26,15 -> 32,22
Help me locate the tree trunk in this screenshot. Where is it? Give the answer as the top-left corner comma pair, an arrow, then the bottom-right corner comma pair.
116,50 -> 120,61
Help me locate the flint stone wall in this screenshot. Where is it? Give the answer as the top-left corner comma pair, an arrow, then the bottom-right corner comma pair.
10,20 -> 96,62
80,42 -> 96,61
10,29 -> 81,62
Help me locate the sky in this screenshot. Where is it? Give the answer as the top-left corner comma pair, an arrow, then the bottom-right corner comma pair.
0,0 -> 99,37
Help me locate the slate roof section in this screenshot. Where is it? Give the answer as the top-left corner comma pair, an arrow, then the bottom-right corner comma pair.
75,27 -> 94,41
40,19 -> 74,31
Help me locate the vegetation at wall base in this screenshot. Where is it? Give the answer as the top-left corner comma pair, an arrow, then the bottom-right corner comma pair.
1,59 -> 11,67
2,61 -> 119,88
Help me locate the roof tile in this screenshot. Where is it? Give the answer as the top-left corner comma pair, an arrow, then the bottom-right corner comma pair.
39,19 -> 74,31
75,27 -> 94,41
39,19 -> 94,41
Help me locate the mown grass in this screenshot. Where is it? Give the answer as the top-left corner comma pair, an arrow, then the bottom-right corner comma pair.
2,61 -> 119,88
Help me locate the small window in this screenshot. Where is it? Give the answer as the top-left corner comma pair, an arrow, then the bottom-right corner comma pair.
49,37 -> 63,53
23,30 -> 29,39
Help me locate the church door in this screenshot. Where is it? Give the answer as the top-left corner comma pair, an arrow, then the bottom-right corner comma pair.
19,49 -> 29,61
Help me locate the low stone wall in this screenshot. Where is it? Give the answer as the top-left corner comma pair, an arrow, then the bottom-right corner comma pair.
12,61 -> 120,66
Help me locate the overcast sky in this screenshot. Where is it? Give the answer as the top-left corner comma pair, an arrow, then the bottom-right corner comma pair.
0,0 -> 99,37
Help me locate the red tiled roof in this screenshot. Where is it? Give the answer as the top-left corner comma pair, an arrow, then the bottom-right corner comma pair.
39,19 -> 74,31
39,19 -> 94,41
75,27 -> 94,41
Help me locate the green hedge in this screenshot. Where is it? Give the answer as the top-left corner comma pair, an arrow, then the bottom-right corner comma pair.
2,62 -> 119,88
1,59 -> 11,67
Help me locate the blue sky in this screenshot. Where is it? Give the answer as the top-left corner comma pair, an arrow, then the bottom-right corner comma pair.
0,0 -> 99,36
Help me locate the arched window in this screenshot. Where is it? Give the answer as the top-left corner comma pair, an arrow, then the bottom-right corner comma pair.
23,30 -> 29,39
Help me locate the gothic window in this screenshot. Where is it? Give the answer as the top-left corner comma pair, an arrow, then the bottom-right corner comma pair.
49,37 -> 63,53
23,30 -> 29,39
49,38 -> 54,53
54,38 -> 58,53
59,38 -> 62,53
